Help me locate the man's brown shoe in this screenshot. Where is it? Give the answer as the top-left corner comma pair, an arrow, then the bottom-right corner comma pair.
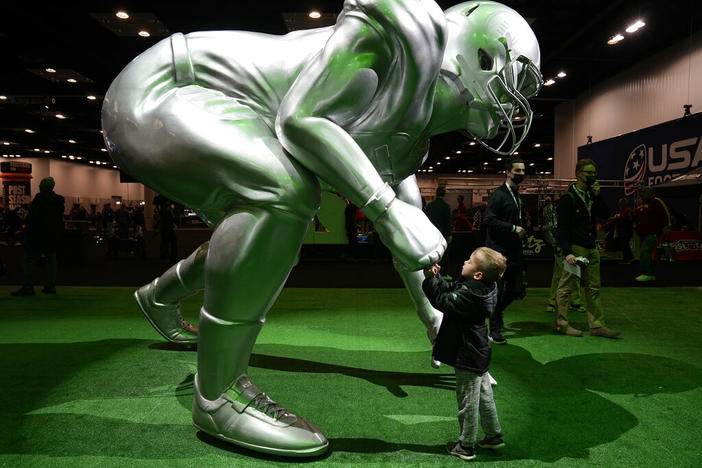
590,326 -> 621,338
555,325 -> 583,337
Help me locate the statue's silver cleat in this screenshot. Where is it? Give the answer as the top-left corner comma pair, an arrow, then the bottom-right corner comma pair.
193,374 -> 329,457
134,279 -> 198,344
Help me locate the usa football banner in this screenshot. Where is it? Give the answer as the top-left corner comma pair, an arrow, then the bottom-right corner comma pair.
578,112 -> 702,194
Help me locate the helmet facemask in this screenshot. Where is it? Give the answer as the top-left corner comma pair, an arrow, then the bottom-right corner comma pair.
443,2 -> 543,156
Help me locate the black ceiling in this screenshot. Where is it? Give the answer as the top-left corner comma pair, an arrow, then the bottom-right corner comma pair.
1,0 -> 700,176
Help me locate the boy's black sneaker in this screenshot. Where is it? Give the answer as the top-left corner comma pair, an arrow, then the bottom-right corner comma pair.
446,441 -> 475,461
477,434 -> 505,449
488,331 -> 507,345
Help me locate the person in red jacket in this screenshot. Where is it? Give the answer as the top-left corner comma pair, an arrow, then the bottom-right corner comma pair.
633,186 -> 671,282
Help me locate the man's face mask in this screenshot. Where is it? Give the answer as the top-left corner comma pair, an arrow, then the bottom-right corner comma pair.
511,173 -> 525,185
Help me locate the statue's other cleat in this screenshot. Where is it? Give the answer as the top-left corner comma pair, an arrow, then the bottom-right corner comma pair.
193,374 -> 329,457
134,279 -> 198,344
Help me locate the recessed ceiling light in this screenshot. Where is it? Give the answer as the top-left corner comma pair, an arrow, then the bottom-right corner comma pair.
456,150 -> 462,154
138,30 -> 151,37
308,11 -> 321,19
68,155 -> 75,159
101,148 -> 107,152
625,20 -> 645,33
25,129 -> 35,133
44,150 -> 50,153
116,11 -> 129,19
437,162 -> 441,165
68,139 -> 76,143
547,157 -> 553,161
3,142 -> 10,145
67,78 -> 77,83
557,71 -> 567,78
87,95 -> 97,100
445,156 -> 450,160
534,143 -> 541,147
529,162 -> 535,166
544,78 -> 556,86
34,148 -> 40,152
483,161 -> 488,165
76,156 -> 83,160
46,68 -> 57,73
55,114 -> 67,119
467,169 -> 474,173
469,141 -> 476,146
61,155 -> 67,158
496,157 -> 502,161
513,152 -> 519,155
607,34 -> 624,45
0,95 -> 7,100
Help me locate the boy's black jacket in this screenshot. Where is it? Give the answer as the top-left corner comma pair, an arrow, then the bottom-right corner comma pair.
422,275 -> 498,373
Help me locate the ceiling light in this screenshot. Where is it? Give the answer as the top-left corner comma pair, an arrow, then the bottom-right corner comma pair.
61,155 -> 67,158
3,142 -> 10,145
496,157 -> 502,161
607,34 -> 624,45
101,148 -> 107,152
445,156 -> 450,160
76,156 -> 83,160
45,105 -> 49,109
469,141 -> 476,146
514,115 -> 522,120
544,78 -> 556,86
46,68 -> 57,73
625,20 -> 645,33
529,162 -> 535,166
34,148 -> 40,152
138,30 -> 151,37
68,139 -> 76,143
44,150 -> 50,153
90,161 -> 95,164
547,157 -> 553,161
113,165 -> 118,169
67,78 -> 77,83
534,143 -> 541,147
68,155 -> 75,159
437,162 -> 441,165
87,95 -> 97,100
483,161 -> 489,165
25,129 -> 35,133
467,169 -> 473,173
456,150 -> 462,154
0,95 -> 7,100
116,11 -> 129,19
557,71 -> 567,78
55,114 -> 67,119
308,11 -> 321,19
513,152 -> 519,155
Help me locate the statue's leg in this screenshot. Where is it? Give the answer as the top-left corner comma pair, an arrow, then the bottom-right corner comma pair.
393,175 -> 443,366
193,207 -> 328,456
104,55 -> 325,454
135,242 -> 209,344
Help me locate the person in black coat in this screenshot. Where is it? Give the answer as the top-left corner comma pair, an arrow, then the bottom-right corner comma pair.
483,157 -> 527,344
12,177 -> 65,295
422,247 -> 507,461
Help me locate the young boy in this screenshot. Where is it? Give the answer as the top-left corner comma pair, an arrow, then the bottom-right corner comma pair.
422,247 -> 508,461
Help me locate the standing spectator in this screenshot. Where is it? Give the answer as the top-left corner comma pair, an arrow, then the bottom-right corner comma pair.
102,203 -> 115,236
425,186 -> 453,273
633,186 -> 671,282
156,196 -> 178,262
543,196 -> 583,314
484,157 -> 527,345
555,159 -> 620,338
456,194 -> 468,215
132,204 -> 146,236
115,203 -> 131,239
606,198 -> 634,263
11,177 -> 65,295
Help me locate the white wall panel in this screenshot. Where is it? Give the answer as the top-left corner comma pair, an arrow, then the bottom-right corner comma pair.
555,31 -> 702,178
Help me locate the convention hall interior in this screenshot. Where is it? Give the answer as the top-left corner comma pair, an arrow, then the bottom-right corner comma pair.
1,1 -> 701,466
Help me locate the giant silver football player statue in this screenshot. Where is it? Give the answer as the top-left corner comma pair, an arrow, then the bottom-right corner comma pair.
102,0 -> 541,457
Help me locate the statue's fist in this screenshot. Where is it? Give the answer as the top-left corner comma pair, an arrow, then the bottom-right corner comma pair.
373,199 -> 446,271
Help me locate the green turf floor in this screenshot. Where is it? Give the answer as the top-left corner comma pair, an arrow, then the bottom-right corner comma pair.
1,285 -> 701,467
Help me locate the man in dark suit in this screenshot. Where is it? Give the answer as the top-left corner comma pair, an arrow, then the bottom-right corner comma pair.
484,157 -> 527,344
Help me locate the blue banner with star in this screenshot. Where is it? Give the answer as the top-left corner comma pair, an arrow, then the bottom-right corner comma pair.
577,112 -> 702,191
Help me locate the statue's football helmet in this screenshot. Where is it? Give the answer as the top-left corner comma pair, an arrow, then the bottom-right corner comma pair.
442,1 -> 543,155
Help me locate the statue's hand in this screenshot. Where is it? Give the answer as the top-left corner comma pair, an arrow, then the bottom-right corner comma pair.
373,198 -> 446,271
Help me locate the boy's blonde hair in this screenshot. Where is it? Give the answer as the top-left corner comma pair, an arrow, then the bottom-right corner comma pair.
473,247 -> 507,283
